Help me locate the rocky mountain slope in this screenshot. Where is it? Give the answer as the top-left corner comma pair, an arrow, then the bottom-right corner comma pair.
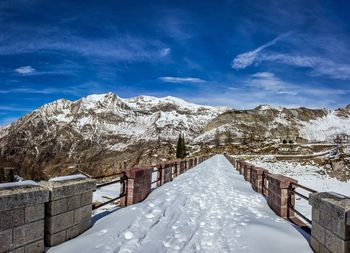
0,92 -> 349,179
0,93 -> 227,179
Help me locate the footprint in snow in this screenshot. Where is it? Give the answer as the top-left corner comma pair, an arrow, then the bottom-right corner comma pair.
124,231 -> 134,240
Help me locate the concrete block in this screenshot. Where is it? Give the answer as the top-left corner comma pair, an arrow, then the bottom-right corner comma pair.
24,240 -> 44,253
13,220 -> 44,248
73,205 -> 92,224
8,247 -> 25,253
45,230 -> 67,247
67,219 -> 91,240
325,229 -> 349,253
81,191 -> 93,206
0,228 -> 13,252
67,194 -> 81,211
312,207 -> 320,223
310,237 -> 320,252
45,211 -> 73,234
0,185 -> 49,211
25,204 -> 44,223
45,198 -> 67,216
39,178 -> 96,201
312,221 -> 325,244
0,207 -> 24,230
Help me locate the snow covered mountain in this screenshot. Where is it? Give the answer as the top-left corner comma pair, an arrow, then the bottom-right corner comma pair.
0,92 -> 227,179
0,92 -> 349,179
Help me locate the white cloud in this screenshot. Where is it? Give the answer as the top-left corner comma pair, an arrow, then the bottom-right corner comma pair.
15,65 -> 36,74
160,48 -> 171,57
245,72 -> 349,99
231,33 -> 290,69
158,76 -> 206,83
231,35 -> 350,80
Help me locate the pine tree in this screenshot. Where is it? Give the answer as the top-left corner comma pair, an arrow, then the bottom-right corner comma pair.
181,134 -> 187,158
214,129 -> 221,147
176,133 -> 182,158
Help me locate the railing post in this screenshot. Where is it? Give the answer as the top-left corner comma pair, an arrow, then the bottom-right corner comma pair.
156,163 -> 163,187
244,163 -> 252,182
266,174 -> 297,218
120,167 -> 152,207
250,166 -> 268,193
309,192 -> 350,253
176,160 -> 181,176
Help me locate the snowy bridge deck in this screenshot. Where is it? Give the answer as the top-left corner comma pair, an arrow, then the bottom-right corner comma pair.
49,155 -> 312,253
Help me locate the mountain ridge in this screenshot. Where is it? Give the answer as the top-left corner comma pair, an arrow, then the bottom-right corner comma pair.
1,92 -> 349,179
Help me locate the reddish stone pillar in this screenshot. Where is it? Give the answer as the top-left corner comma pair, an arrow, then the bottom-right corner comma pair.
250,166 -> 268,193
180,160 -> 186,174
239,162 -> 246,175
244,163 -> 252,182
120,167 -> 152,207
266,174 -> 297,218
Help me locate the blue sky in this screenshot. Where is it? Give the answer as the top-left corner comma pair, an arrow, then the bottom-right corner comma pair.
1,0 -> 350,125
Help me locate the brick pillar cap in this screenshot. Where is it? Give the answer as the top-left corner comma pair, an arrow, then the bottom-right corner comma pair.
126,167 -> 152,179
267,174 -> 297,188
309,192 -> 350,211
251,166 -> 268,174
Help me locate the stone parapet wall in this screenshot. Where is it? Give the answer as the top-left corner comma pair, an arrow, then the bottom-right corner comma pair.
0,183 -> 49,253
225,154 -> 350,253
250,166 -> 268,194
39,177 -> 96,247
309,192 -> 350,253
266,173 -> 297,218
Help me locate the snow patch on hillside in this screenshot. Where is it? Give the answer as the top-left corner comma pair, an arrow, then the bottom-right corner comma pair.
300,111 -> 350,142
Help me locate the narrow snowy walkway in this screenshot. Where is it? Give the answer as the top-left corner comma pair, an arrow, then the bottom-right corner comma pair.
49,155 -> 312,253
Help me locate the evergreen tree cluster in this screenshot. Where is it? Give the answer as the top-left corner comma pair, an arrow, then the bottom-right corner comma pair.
176,133 -> 187,159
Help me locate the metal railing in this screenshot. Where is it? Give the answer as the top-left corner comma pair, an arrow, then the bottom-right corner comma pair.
151,167 -> 161,185
288,182 -> 317,225
92,172 -> 128,210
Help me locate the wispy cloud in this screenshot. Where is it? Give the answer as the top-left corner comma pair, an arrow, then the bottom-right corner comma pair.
0,25 -> 171,62
231,34 -> 350,80
245,72 -> 349,97
158,76 -> 206,83
15,66 -> 36,75
231,33 -> 290,69
0,105 -> 32,112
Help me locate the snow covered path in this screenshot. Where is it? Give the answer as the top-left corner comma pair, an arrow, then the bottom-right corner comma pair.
48,155 -> 312,253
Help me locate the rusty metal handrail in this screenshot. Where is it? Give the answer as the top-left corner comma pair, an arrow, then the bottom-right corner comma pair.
288,182 -> 317,225
92,172 -> 128,210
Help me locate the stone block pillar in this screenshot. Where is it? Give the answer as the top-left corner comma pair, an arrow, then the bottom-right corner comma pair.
120,167 -> 152,207
309,192 -> 350,253
239,162 -> 246,175
40,177 -> 96,246
243,163 -> 252,182
180,160 -> 186,174
0,182 -> 49,253
250,166 -> 268,194
193,157 -> 197,167
266,174 -> 297,218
